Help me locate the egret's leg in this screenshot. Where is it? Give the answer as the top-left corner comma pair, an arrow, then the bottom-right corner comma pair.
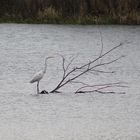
37,81 -> 40,94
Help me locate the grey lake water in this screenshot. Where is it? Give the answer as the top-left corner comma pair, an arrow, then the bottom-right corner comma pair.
0,24 -> 140,140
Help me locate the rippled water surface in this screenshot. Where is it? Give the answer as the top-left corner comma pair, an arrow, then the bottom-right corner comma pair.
0,24 -> 140,140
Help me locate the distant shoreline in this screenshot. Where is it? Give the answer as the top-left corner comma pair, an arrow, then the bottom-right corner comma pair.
0,15 -> 140,25
1,0 -> 140,25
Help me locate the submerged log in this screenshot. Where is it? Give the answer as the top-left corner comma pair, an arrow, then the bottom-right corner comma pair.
40,90 -> 49,94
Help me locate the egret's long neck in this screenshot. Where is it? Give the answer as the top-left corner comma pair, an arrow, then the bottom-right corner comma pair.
43,59 -> 47,73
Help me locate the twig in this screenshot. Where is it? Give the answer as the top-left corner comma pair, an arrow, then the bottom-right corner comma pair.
99,29 -> 103,58
65,54 -> 78,72
90,69 -> 115,74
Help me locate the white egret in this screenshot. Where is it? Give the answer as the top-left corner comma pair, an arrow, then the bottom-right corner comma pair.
30,57 -> 53,94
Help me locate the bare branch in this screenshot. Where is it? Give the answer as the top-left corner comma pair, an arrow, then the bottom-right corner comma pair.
77,42 -> 124,70
62,43 -> 124,80
59,56 -> 124,89
50,42 -> 125,93
50,54 -> 66,93
89,55 -> 125,70
61,55 -> 66,78
76,90 -> 126,94
70,81 -> 90,86
99,29 -> 104,57
95,91 -> 126,94
95,85 -> 128,91
90,69 -> 115,74
75,82 -> 127,93
65,54 -> 78,72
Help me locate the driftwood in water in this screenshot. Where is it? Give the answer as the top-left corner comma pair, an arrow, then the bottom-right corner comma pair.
49,41 -> 127,94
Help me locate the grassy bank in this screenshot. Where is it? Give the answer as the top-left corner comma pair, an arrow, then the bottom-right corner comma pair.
0,0 -> 140,25
0,14 -> 140,25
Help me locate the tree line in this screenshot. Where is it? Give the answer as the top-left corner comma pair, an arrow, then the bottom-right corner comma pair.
0,0 -> 140,24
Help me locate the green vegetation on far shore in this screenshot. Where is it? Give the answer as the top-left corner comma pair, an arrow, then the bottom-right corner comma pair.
0,0 -> 140,24
0,15 -> 140,25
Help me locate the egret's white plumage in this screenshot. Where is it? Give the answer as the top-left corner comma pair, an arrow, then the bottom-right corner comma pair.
30,57 -> 53,94
30,70 -> 44,83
